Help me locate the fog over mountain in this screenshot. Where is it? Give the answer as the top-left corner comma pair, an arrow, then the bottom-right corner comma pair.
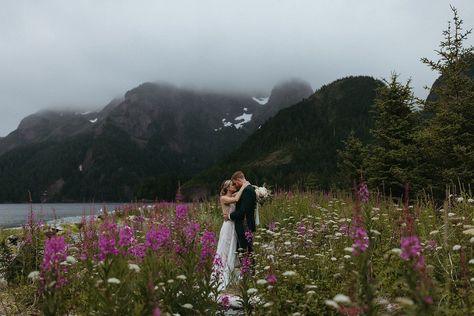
0,0 -> 473,136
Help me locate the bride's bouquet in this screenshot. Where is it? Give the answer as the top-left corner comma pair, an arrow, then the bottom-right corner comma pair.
253,184 -> 272,206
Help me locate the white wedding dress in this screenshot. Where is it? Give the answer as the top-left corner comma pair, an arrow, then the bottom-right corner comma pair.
214,204 -> 238,291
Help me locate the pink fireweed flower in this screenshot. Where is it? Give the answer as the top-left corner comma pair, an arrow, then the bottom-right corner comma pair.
297,223 -> 306,237
351,225 -> 369,256
240,255 -> 252,276
184,222 -> 201,244
200,230 -> 217,263
400,235 -> 425,270
145,226 -> 171,251
41,236 -> 68,288
339,224 -> 350,236
175,204 -> 189,220
426,239 -> 437,251
220,295 -> 230,310
400,236 -> 422,260
42,236 -> 68,272
98,222 -> 119,261
118,225 -> 135,248
358,182 -> 369,203
424,296 -> 433,305
153,307 -> 161,316
245,230 -> 253,243
128,243 -> 146,259
268,222 -> 276,232
266,274 -> 277,285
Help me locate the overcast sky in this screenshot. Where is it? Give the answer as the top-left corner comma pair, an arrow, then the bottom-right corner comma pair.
1,0 -> 473,136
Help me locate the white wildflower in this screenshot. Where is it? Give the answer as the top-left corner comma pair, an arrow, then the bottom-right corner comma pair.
344,255 -> 351,259
448,212 -> 456,217
0,277 -> 7,288
468,198 -> 474,203
66,256 -> 77,264
344,247 -> 354,253
391,248 -> 402,255
176,274 -> 186,280
107,278 -> 120,284
256,279 -> 267,285
396,297 -> 414,306
429,230 -> 439,235
456,197 -> 464,203
462,228 -> 474,236
453,245 -> 462,251
325,300 -> 339,309
128,263 -> 140,273
370,229 -> 381,236
333,294 -> 351,304
470,237 -> 474,244
282,271 -> 297,277
284,241 -> 291,246
167,279 -> 174,283
28,271 -> 40,281
263,302 -> 274,308
247,288 -> 258,295
307,290 -> 316,295
331,257 -> 337,262
469,259 -> 474,265
182,304 -> 193,309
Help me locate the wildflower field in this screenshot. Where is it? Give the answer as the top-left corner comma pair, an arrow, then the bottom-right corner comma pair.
1,188 -> 474,315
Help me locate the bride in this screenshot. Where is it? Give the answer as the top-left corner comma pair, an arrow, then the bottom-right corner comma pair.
214,179 -> 249,291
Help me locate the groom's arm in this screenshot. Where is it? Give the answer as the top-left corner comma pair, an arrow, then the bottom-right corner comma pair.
229,188 -> 251,221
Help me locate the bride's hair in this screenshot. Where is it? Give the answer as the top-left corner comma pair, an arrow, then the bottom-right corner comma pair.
220,180 -> 232,196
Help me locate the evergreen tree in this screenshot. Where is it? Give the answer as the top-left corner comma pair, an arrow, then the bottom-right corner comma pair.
337,131 -> 367,187
417,6 -> 474,195
366,74 -> 420,196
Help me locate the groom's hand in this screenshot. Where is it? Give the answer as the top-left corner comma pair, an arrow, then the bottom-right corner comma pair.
224,213 -> 230,221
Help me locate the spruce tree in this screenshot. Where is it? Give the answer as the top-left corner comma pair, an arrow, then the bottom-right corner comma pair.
417,6 -> 474,195
366,74 -> 420,196
337,130 -> 367,187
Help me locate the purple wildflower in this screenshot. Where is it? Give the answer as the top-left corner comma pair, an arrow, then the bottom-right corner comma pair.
129,243 -> 147,259
42,236 -> 68,272
118,225 -> 135,248
297,223 -> 306,237
240,255 -> 252,276
268,222 -> 276,232
339,223 -> 350,236
220,295 -> 230,309
351,225 -> 369,256
153,307 -> 162,316
266,274 -> 277,285
41,236 -> 69,288
145,226 -> 171,251
176,204 -> 188,220
400,235 -> 425,270
245,230 -> 253,243
424,296 -> 433,305
98,222 -> 119,261
358,182 -> 369,203
400,236 -> 422,260
426,239 -> 437,251
184,222 -> 201,244
200,230 -> 216,263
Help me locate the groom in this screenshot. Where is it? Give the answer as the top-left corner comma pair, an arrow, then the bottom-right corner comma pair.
226,171 -> 257,254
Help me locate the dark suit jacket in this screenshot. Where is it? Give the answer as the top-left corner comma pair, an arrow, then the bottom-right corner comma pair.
230,185 -> 257,251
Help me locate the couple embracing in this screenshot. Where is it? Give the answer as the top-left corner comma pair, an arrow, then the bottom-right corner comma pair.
214,171 -> 256,290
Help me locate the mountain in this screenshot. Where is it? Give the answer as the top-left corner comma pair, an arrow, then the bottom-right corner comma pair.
0,80 -> 312,202
183,76 -> 383,198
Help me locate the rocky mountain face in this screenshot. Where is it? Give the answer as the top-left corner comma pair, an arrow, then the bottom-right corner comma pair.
183,76 -> 384,197
0,79 -> 312,202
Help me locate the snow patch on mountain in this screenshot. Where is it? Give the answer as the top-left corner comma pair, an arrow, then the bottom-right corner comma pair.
89,118 -> 98,123
252,97 -> 269,105
234,113 -> 253,129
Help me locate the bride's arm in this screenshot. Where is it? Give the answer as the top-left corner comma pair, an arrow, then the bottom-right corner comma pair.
220,182 -> 250,204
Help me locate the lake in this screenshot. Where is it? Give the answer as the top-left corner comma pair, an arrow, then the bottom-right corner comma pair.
0,203 -> 127,228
